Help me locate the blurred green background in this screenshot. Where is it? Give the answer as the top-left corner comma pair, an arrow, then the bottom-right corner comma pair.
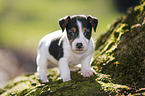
0,0 -> 121,53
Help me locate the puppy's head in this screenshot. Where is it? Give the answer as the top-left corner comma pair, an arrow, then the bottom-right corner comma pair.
59,15 -> 98,54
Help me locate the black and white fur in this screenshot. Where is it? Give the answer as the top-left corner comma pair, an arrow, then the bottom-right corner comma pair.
36,15 -> 98,82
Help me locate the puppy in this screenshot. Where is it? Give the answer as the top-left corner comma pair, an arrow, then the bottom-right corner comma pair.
36,15 -> 98,82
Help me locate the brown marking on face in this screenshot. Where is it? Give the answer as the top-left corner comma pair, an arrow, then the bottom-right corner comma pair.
83,28 -> 86,32
68,39 -> 73,44
72,28 -> 76,32
83,28 -> 90,32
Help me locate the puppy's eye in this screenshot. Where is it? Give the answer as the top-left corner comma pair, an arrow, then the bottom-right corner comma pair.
83,28 -> 90,36
68,31 -> 75,36
68,28 -> 76,36
84,31 -> 90,36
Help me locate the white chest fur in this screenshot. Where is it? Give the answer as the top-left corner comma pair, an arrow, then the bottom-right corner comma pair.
62,35 -> 94,66
37,30 -> 95,83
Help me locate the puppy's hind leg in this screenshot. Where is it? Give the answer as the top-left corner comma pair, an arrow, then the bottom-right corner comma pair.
36,53 -> 49,83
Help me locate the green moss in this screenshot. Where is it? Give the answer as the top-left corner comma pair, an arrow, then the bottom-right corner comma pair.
94,0 -> 145,91
0,89 -> 5,95
1,68 -> 130,96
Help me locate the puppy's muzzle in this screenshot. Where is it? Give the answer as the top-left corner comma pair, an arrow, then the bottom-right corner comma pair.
76,43 -> 83,49
76,43 -> 84,51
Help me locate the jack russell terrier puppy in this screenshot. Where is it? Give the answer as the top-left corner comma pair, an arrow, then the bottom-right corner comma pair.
36,15 -> 98,83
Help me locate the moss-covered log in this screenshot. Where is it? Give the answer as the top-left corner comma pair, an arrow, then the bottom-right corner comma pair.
1,0 -> 145,96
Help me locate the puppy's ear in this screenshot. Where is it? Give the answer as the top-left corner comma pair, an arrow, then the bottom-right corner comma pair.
59,16 -> 70,32
87,15 -> 98,32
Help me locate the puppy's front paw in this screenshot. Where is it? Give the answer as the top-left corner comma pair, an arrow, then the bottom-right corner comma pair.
63,78 -> 71,82
41,79 -> 49,83
81,68 -> 96,77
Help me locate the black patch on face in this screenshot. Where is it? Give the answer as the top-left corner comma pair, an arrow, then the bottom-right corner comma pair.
66,16 -> 92,41
49,37 -> 63,60
66,19 -> 78,42
83,27 -> 92,40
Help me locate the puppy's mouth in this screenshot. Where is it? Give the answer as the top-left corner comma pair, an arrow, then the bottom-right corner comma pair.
73,48 -> 85,54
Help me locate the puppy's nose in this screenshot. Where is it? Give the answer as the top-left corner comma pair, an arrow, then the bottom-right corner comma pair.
76,43 -> 83,49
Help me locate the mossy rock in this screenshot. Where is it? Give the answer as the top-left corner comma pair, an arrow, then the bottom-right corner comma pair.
94,0 -> 145,92
1,68 -> 129,96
